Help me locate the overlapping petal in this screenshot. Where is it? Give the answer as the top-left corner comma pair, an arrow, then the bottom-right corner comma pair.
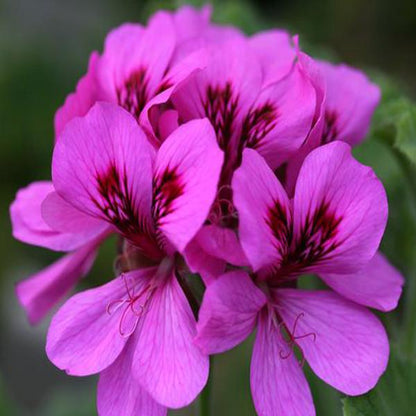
132,273 -> 209,408
320,252 -> 404,311
153,119 -> 223,252
233,149 -> 291,272
195,271 -> 267,354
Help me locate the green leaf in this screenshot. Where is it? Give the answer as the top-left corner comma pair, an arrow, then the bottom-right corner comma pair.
343,347 -> 416,416
370,75 -> 416,166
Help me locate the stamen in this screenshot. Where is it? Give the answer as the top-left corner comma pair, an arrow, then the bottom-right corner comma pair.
106,273 -> 157,338
277,312 -> 317,367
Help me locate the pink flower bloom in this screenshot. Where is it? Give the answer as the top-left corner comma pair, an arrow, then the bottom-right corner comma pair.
196,143 -> 403,415
54,6 -> 211,141
168,35 -> 317,282
45,102 -> 223,414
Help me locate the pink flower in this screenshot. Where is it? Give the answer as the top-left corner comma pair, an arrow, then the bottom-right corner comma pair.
195,143 -> 403,416
45,102 -> 223,414
168,35 -> 317,282
54,5 -> 212,140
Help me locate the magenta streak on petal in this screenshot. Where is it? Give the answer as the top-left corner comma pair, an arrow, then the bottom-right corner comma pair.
92,163 -> 162,259
266,199 -> 291,259
268,200 -> 342,282
117,68 -> 149,120
152,166 -> 185,228
321,110 -> 339,144
203,82 -> 239,153
241,101 -> 279,149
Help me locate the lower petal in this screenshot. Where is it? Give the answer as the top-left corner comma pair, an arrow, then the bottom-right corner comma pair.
16,241 -> 98,325
97,336 -> 166,416
275,289 -> 389,395
251,308 -> 315,416
320,252 -> 404,312
195,271 -> 266,354
46,267 -> 157,376
132,273 -> 209,408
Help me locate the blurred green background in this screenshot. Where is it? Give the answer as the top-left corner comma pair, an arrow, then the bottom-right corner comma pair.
1,0 -> 416,415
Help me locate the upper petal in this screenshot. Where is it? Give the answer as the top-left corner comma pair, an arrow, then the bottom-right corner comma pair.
320,252 -> 404,311
241,60 -> 316,169
171,36 -> 262,153
233,149 -> 291,272
195,271 -> 267,354
292,141 -> 387,275
275,289 -> 389,395
52,102 -> 160,257
249,29 -> 296,86
16,241 -> 98,325
54,52 -> 101,138
46,268 -> 157,376
153,119 -> 223,252
98,12 -> 175,110
251,308 -> 315,416
318,61 -> 380,146
132,273 -> 209,408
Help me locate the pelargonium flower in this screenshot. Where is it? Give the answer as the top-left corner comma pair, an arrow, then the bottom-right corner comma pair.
45,102 -> 223,414
10,5 -> 216,324
195,142 -> 403,416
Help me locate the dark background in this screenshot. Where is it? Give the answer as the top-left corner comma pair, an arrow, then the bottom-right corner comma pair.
1,0 -> 415,414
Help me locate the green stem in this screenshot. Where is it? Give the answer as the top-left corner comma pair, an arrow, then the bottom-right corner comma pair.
199,357 -> 213,416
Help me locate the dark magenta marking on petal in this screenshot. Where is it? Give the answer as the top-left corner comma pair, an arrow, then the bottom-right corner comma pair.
266,199 -> 291,258
321,110 -> 339,144
241,101 -> 279,149
269,200 -> 342,282
92,163 -> 162,258
152,167 -> 185,226
203,82 -> 239,151
117,68 -> 149,119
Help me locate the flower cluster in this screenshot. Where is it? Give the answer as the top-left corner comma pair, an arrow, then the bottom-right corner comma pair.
10,5 -> 404,416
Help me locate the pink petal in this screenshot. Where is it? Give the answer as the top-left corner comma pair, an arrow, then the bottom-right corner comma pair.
293,141 -> 387,274
196,225 -> 249,266
284,52 -> 326,196
233,149 -> 291,272
251,309 -> 315,416
10,181 -> 104,251
275,289 -> 389,395
243,60 -> 316,169
183,237 -> 226,286
46,268 -> 157,376
320,252 -> 404,311
153,119 -> 223,253
54,52 -> 101,138
139,48 -> 209,145
16,241 -> 98,325
171,36 -> 262,151
98,12 -> 175,104
249,29 -> 296,86
195,271 -> 266,354
41,191 -> 109,238
97,337 -> 166,416
52,102 -> 160,257
319,61 -> 380,146
172,4 -> 212,44
132,273 -> 209,408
